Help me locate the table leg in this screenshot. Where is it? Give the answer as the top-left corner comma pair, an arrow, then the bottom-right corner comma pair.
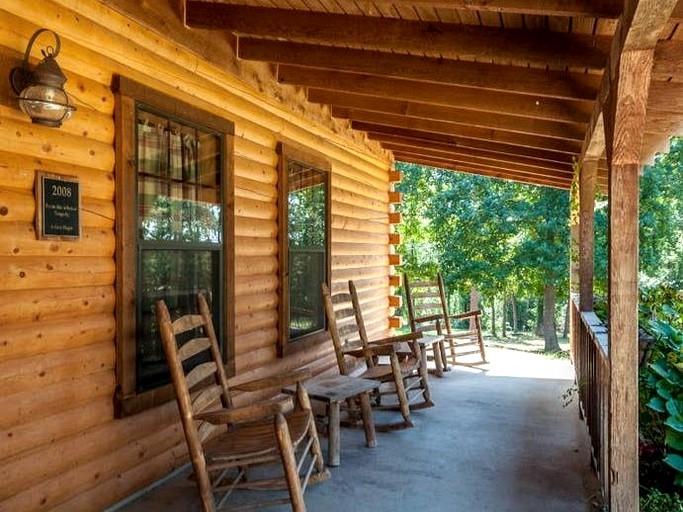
433,341 -> 444,377
328,401 -> 341,467
358,392 -> 377,448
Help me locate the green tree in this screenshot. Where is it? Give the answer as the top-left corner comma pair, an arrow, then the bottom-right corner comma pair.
515,187 -> 569,351
396,163 -> 440,279
640,137 -> 683,288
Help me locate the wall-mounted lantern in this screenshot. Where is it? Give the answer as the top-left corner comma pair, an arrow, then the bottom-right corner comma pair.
9,28 -> 75,127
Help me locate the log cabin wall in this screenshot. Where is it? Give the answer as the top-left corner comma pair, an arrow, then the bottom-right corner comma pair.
0,1 -> 395,510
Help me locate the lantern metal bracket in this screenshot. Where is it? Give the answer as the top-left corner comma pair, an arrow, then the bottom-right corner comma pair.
10,28 -> 62,94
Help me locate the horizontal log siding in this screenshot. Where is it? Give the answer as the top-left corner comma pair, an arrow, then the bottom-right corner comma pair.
0,0 -> 391,510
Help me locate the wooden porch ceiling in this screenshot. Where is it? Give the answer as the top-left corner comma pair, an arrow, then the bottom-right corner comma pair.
184,1 -> 683,190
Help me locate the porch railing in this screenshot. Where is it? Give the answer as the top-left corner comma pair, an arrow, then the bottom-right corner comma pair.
570,299 -> 610,504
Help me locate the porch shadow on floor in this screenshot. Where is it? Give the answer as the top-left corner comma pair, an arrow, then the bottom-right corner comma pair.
110,347 -> 599,512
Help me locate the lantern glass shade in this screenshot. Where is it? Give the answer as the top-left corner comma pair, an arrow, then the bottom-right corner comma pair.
18,83 -> 74,127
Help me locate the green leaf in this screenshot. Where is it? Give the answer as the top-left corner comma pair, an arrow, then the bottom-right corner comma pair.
651,359 -> 674,380
665,417 -> 683,433
666,430 -> 683,452
666,399 -> 683,418
664,453 -> 683,472
650,320 -> 676,339
649,396 -> 667,413
675,472 -> 683,487
657,380 -> 674,400
662,304 -> 680,317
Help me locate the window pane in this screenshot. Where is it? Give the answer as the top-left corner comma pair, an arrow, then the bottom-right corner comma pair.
137,249 -> 220,391
288,164 -> 327,339
135,109 -> 224,392
138,148 -> 221,244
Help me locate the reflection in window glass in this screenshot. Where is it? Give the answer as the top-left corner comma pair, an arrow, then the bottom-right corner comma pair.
138,250 -> 219,390
135,106 -> 223,391
288,163 -> 327,340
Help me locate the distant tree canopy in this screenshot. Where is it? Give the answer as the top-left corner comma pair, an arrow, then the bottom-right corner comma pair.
593,136 -> 683,296
395,136 -> 682,341
396,165 -> 569,346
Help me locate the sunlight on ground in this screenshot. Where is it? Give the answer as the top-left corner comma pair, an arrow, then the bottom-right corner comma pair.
475,346 -> 575,380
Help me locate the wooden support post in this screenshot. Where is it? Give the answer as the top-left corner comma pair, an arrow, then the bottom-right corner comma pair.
579,158 -> 597,311
607,48 -> 654,512
570,222 -> 580,298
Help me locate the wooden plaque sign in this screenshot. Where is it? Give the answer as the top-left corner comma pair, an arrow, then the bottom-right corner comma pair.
35,171 -> 81,240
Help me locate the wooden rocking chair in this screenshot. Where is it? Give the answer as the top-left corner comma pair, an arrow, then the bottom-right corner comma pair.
404,273 -> 487,374
156,293 -> 330,512
321,281 -> 433,431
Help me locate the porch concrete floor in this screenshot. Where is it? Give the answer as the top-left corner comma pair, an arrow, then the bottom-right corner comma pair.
111,347 -> 599,512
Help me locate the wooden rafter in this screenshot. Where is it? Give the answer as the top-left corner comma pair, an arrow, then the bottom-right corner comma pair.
183,0 -> 677,189
368,133 -> 575,171
395,153 -> 571,189
185,3 -> 610,70
368,0 -> 622,17
238,39 -> 601,102
361,126 -> 576,164
344,110 -> 581,154
278,67 -> 592,125
313,90 -> 585,141
374,135 -> 574,173
387,144 -> 573,180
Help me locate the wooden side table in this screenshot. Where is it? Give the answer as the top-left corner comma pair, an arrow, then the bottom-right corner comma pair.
285,374 -> 377,467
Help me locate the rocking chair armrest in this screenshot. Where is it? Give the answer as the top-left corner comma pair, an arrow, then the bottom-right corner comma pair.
413,313 -> 443,324
231,368 -> 312,392
344,344 -> 397,359
449,310 -> 482,320
368,331 -> 423,346
194,397 -> 294,425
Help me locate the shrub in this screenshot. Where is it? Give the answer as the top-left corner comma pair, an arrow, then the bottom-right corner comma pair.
640,291 -> 683,488
639,488 -> 683,512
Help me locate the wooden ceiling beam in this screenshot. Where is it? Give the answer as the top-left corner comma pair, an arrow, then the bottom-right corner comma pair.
372,134 -> 574,173
314,90 -> 585,141
370,1 -> 622,17
344,110 -> 581,154
361,126 -> 575,164
185,3 -> 610,70
648,81 -> 683,113
674,0 -> 683,18
279,66 -> 592,125
238,39 -> 601,102
394,153 -> 571,189
653,40 -> 683,78
385,143 -> 574,180
644,110 -> 683,134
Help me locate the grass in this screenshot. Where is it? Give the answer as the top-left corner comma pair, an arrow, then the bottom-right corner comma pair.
484,331 -> 571,358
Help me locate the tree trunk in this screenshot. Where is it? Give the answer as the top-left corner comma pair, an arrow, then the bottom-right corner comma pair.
491,296 -> 497,338
511,293 -> 518,333
562,300 -> 570,339
535,299 -> 544,337
502,296 -> 507,338
469,287 -> 479,331
543,283 -> 561,352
